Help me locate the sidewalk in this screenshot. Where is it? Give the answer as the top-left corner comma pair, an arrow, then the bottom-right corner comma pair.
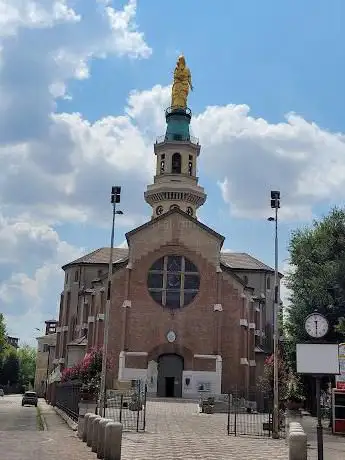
2,399 -> 97,460
300,416 -> 345,460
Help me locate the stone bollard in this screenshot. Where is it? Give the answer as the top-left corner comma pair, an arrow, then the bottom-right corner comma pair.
78,401 -> 97,439
92,417 -> 104,453
86,414 -> 99,447
82,413 -> 93,442
89,416 -> 102,449
97,418 -> 113,459
288,422 -> 307,460
104,422 -> 123,460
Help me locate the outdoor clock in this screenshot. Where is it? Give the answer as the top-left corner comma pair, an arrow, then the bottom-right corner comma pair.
304,312 -> 329,339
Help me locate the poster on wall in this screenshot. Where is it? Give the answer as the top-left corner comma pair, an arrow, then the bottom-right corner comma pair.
336,343 -> 345,390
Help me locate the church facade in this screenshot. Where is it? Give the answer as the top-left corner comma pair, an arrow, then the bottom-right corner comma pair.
53,58 -> 280,399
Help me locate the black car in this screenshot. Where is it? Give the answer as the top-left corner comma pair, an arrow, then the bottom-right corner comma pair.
22,391 -> 38,407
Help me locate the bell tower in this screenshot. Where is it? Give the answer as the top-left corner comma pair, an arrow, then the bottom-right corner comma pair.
144,56 -> 206,219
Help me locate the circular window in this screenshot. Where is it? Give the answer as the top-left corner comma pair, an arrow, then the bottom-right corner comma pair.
147,255 -> 200,308
170,204 -> 180,210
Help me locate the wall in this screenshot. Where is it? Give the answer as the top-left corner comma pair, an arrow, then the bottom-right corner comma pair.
67,346 -> 85,368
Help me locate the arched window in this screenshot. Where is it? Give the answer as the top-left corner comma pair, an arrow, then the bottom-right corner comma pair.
147,255 -> 200,308
171,152 -> 182,174
266,276 -> 271,290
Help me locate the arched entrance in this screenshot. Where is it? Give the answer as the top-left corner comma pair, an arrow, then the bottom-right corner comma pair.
157,354 -> 183,398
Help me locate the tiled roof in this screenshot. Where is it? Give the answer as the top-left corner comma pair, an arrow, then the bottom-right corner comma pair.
62,247 -> 128,269
220,252 -> 274,272
62,247 -> 274,272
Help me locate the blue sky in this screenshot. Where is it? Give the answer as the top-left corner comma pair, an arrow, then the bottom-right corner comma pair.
0,0 -> 345,343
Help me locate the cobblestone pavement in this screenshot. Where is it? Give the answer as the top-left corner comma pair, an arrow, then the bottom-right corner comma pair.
121,400 -> 289,460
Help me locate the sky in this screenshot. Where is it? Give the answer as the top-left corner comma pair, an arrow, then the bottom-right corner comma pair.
0,0 -> 345,345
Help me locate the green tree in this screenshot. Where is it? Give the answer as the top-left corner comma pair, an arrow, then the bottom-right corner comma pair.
17,345 -> 37,389
0,313 -> 8,361
285,207 -> 345,360
1,347 -> 19,385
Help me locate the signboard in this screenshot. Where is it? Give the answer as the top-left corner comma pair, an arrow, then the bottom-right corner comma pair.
296,343 -> 340,375
336,343 -> 345,389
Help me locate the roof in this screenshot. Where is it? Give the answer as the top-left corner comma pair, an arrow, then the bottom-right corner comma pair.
220,252 -> 273,272
62,247 -> 128,269
62,246 -> 275,273
126,207 -> 225,245
67,336 -> 87,347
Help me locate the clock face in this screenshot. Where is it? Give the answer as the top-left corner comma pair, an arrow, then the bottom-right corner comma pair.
304,313 -> 329,338
166,330 -> 176,343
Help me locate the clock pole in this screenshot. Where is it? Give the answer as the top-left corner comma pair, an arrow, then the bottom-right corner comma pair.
315,376 -> 324,460
304,311 -> 329,460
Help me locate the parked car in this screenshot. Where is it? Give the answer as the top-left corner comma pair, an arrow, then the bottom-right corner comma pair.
22,391 -> 38,407
0,389 -> 4,397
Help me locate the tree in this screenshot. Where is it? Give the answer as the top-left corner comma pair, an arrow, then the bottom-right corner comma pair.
0,313 -> 7,362
17,345 -> 37,389
285,207 -> 345,363
284,208 -> 345,413
1,347 -> 19,386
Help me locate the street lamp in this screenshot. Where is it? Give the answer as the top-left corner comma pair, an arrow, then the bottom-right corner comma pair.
99,186 -> 123,416
268,190 -> 280,439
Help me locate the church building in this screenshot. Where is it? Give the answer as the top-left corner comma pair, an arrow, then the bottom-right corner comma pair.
53,56 -> 280,399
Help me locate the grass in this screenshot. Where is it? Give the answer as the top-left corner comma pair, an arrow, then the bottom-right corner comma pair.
36,406 -> 44,431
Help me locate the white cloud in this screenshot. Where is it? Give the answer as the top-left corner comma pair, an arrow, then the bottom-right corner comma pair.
193,105 -> 345,220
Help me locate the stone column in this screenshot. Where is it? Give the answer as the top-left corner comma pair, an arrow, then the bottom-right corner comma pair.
77,400 -> 97,439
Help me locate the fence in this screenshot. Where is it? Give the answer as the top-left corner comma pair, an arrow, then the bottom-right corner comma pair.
226,387 -> 285,438
55,381 -> 82,422
101,380 -> 147,432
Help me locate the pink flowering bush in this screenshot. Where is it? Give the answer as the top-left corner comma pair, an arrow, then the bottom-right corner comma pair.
61,347 -> 114,395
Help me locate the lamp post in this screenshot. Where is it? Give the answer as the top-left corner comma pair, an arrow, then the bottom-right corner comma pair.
268,190 -> 280,439
99,186 -> 123,416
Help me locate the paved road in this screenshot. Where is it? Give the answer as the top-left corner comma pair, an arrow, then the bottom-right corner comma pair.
0,396 -> 98,460
0,394 -> 37,431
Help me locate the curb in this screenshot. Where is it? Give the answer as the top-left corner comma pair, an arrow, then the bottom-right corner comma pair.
37,405 -> 48,431
54,406 -> 78,431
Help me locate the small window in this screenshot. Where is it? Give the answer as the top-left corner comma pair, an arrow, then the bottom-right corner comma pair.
172,152 -> 182,174
97,269 -> 103,278
266,277 -> 271,290
188,155 -> 193,176
65,272 -> 69,284
160,154 -> 165,173
243,275 -> 248,286
43,344 -> 49,353
74,270 -> 79,282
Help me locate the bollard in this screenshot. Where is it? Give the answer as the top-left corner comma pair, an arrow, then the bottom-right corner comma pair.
90,416 -> 102,449
82,413 -> 93,443
97,418 -> 113,459
86,414 -> 99,447
104,422 -> 123,460
288,422 -> 307,460
91,417 -> 103,453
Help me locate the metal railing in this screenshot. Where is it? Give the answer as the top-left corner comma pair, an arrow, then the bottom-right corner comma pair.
101,381 -> 147,432
226,387 -> 286,438
55,381 -> 82,422
155,134 -> 199,145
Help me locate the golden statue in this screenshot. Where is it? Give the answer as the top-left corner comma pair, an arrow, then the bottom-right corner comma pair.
171,55 -> 193,109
